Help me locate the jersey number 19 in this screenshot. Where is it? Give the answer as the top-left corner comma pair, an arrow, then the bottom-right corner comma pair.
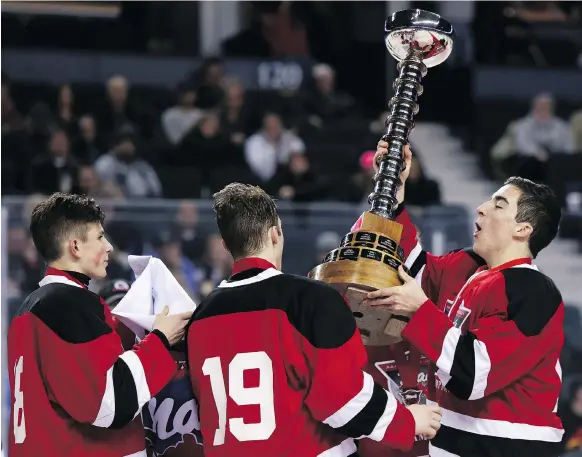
202,351 -> 276,446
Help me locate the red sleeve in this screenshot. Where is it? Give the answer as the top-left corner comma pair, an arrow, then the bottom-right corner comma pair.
32,288 -> 177,428
352,206 -> 485,299
402,268 -> 563,400
299,285 -> 416,451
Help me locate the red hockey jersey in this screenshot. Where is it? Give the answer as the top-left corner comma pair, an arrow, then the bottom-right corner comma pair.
8,268 -> 178,457
186,257 -> 416,457
355,207 -> 565,457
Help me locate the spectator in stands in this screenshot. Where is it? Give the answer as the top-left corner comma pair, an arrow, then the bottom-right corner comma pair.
95,74 -> 141,143
73,164 -> 124,199
508,93 -> 575,181
559,378 -> 582,454
245,112 -> 306,183
189,58 -> 225,110
153,228 -> 203,302
1,78 -> 25,134
55,84 -> 77,138
7,226 -> 43,299
176,111 -> 235,175
198,233 -> 233,298
72,115 -> 103,164
369,111 -> 390,136
28,128 -> 78,195
161,83 -> 204,146
219,79 -> 254,145
269,151 -> 326,202
343,150 -> 376,204
405,155 -> 442,207
302,63 -> 355,127
172,200 -> 206,262
571,108 -> 582,151
94,130 -> 162,198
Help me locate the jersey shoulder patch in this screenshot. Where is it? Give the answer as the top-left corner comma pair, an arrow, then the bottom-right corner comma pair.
501,267 -> 562,337
27,283 -> 113,343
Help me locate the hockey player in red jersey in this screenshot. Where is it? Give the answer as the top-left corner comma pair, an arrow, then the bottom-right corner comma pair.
360,141 -> 565,457
99,279 -> 204,457
8,193 -> 192,457
186,183 -> 442,457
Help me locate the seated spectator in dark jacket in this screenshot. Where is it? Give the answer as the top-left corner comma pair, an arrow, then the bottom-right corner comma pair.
405,155 -> 441,206
71,115 -> 104,164
302,63 -> 355,127
219,80 -> 256,145
28,129 -> 78,195
268,152 -> 327,202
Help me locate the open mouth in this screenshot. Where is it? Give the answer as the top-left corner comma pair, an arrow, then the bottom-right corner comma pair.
474,222 -> 482,236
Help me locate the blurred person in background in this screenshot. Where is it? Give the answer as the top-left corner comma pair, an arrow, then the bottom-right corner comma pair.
198,233 -> 233,298
28,128 -> 78,195
153,228 -> 203,303
161,83 -> 205,146
189,57 -> 225,110
175,112 -> 232,176
6,225 -> 43,299
94,130 -> 162,198
55,84 -> 77,138
269,151 -> 326,202
172,200 -> 206,263
560,378 -> 582,455
73,164 -> 125,199
245,112 -> 306,183
72,115 -> 103,164
344,150 -> 376,204
219,79 -> 255,146
570,108 -> 582,151
501,93 -> 575,181
302,63 -> 355,127
95,74 -> 142,142
404,155 -> 441,207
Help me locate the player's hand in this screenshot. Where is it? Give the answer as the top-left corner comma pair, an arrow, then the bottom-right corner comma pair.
153,305 -> 193,346
364,266 -> 429,315
407,404 -> 442,439
374,141 -> 412,205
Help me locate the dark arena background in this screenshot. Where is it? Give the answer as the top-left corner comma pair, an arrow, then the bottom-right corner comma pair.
1,1 -> 581,455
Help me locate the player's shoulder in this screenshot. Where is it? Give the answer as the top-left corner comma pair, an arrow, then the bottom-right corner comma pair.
446,248 -> 487,268
497,266 -> 563,336
21,283 -> 112,343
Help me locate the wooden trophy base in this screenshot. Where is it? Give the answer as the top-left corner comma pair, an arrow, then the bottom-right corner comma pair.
308,212 -> 408,346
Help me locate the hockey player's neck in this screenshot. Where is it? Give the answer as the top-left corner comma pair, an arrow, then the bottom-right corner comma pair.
235,251 -> 281,271
49,258 -> 92,278
485,246 -> 532,270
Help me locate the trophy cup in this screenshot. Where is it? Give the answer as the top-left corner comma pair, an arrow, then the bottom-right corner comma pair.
309,10 -> 454,346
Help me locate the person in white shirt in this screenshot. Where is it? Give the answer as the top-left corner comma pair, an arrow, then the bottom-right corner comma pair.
244,112 -> 306,182
161,85 -> 205,145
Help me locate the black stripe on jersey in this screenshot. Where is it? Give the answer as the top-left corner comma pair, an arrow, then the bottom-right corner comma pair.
445,331 -> 477,400
109,357 -> 140,429
336,383 -> 388,438
26,283 -> 112,343
190,273 -> 356,350
409,250 -> 427,277
431,423 -> 561,457
502,268 -> 562,337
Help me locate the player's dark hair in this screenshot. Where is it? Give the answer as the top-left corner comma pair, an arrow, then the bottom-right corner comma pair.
213,183 -> 279,259
29,193 -> 106,262
505,177 -> 561,258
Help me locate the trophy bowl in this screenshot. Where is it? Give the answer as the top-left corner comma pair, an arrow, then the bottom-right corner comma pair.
309,10 -> 454,346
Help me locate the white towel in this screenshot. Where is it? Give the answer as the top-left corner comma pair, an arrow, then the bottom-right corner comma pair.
111,255 -> 196,340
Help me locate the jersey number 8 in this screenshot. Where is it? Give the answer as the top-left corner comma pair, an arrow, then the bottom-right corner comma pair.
202,351 -> 276,445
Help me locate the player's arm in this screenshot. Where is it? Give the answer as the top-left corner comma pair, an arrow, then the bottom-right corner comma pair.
32,288 -> 177,428
401,268 -> 563,400
297,283 -> 419,451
